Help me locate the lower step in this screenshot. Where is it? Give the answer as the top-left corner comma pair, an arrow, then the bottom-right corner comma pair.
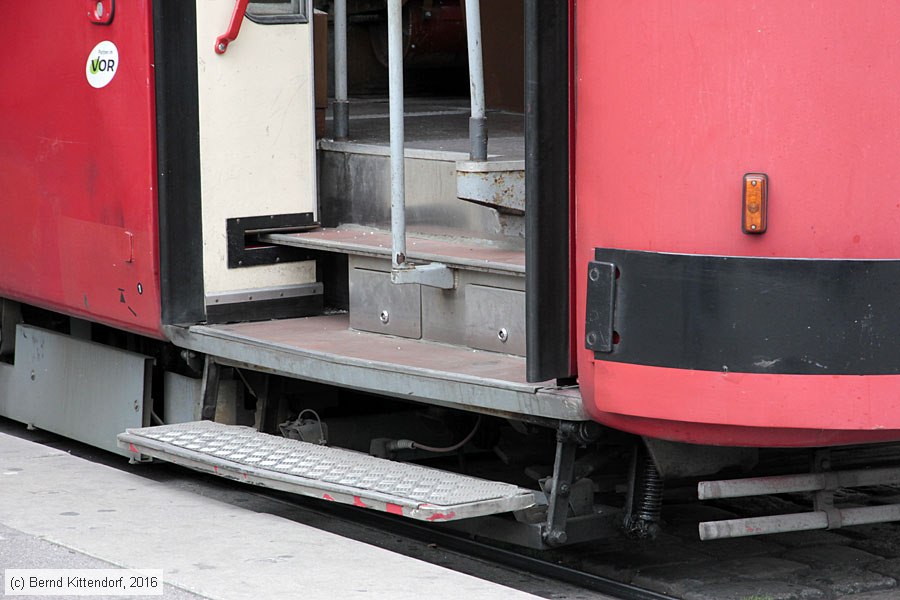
118,421 -> 538,522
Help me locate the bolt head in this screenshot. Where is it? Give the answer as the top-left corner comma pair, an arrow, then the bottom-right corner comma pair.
217,42 -> 227,52
497,328 -> 508,343
545,529 -> 568,546
379,310 -> 390,325
589,267 -> 600,282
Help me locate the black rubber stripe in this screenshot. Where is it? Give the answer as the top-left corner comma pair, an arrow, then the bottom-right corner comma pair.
525,0 -> 572,383
588,248 -> 900,375
154,0 -> 205,327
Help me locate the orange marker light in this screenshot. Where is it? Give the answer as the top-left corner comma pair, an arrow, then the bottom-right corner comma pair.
742,173 -> 768,234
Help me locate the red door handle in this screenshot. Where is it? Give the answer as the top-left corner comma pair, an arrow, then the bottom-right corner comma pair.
215,0 -> 250,54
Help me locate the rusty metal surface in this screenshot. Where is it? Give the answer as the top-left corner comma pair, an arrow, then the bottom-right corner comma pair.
457,161 -> 525,214
202,315 -> 528,384
166,315 -> 589,423
262,226 -> 525,275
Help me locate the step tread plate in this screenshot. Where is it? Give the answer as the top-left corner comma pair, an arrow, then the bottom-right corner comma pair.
118,421 -> 538,522
166,315 -> 590,423
261,228 -> 525,275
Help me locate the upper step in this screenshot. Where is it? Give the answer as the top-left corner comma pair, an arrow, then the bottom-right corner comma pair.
318,97 -> 525,243
119,421 -> 538,522
261,226 -> 524,276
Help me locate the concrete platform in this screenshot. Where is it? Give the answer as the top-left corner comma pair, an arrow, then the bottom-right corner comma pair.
0,432 -> 539,600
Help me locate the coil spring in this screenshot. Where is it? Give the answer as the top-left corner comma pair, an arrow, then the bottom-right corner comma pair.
636,456 -> 663,524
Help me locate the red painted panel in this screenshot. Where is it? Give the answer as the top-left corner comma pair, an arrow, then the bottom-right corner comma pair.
0,2 -> 163,338
591,362 -> 900,447
575,2 -> 900,445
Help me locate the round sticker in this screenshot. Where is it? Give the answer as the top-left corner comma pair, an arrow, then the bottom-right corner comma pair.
85,41 -> 119,88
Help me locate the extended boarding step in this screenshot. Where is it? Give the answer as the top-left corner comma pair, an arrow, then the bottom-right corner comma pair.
118,421 -> 538,522
166,314 -> 588,425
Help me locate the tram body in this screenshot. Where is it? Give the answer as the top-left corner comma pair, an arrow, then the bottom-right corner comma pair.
3,0 -> 900,545
576,2 -> 900,448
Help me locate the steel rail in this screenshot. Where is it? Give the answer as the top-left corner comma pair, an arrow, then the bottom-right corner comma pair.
266,489 -> 675,600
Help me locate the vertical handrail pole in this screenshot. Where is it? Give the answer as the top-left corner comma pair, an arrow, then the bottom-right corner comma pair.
333,0 -> 350,140
465,0 -> 487,161
388,0 -> 407,269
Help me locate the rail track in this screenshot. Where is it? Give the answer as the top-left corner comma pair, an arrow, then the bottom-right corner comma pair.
0,418 -> 667,599
7,418 -> 900,600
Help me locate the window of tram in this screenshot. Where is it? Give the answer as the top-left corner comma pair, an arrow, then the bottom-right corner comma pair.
247,0 -> 308,24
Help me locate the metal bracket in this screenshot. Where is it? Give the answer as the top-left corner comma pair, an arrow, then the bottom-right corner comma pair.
215,0 -> 250,54
813,449 -> 843,529
541,423 -> 579,546
200,356 -> 221,421
585,261 -> 616,353
814,489 -> 843,529
226,213 -> 318,268
391,262 -> 456,290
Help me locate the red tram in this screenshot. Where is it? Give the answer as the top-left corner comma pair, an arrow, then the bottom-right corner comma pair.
3,1 -> 899,546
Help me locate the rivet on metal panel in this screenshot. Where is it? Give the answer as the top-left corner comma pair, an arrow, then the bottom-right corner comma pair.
498,328 -> 509,343
380,310 -> 390,325
87,0 -> 114,25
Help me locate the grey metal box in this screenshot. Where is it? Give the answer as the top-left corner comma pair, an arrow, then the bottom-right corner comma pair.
464,285 -> 526,355
0,325 -> 152,457
349,267 -> 422,339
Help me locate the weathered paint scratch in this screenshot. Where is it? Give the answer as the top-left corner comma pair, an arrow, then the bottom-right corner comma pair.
425,511 -> 456,522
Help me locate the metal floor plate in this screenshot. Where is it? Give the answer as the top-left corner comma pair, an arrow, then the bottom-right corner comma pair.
166,315 -> 589,425
118,421 -> 538,522
262,227 -> 525,276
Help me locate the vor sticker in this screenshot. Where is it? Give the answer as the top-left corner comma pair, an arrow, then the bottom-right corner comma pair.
85,41 -> 118,88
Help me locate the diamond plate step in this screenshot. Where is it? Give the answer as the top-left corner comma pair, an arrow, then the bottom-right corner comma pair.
118,421 -> 538,522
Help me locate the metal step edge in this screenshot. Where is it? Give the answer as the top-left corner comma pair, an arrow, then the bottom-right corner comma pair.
117,424 -> 538,523
319,139 -> 472,162
260,229 -> 525,276
165,318 -> 590,425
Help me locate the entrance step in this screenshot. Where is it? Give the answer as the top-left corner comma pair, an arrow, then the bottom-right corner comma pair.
261,226 -> 524,275
118,421 -> 538,522
165,314 -> 588,424
318,97 -> 525,243
261,228 -> 526,354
